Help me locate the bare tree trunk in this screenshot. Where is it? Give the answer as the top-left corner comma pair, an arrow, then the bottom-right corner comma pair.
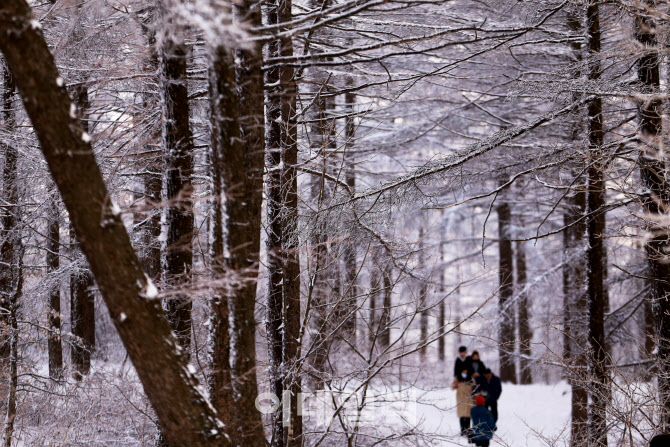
438,242 -> 446,362
342,90 -> 357,338
266,0 -> 302,440
207,46 -> 239,436
516,240 -> 532,384
419,228 -> 428,359
379,259 -> 392,350
585,3 -> 608,444
3,252 -> 21,447
0,3 -> 227,443
69,85 -> 96,380
265,8 -> 285,443
368,269 -> 379,348
633,0 -> 670,429
564,187 -> 589,447
47,199 -> 62,379
0,65 -> 17,369
497,190 -> 517,383
563,9 -> 588,446
0,62 -> 21,446
159,8 -> 194,358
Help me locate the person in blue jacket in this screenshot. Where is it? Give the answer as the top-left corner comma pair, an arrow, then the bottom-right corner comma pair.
470,394 -> 496,446
476,368 -> 502,422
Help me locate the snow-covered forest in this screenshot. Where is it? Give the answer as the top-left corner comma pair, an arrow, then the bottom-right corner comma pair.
1,0 -> 670,445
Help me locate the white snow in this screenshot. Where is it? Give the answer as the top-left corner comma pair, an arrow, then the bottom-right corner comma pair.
140,277 -> 158,299
187,364 -> 197,375
81,132 -> 91,143
56,77 -> 64,87
119,313 -> 127,322
29,19 -> 42,30
110,201 -> 121,217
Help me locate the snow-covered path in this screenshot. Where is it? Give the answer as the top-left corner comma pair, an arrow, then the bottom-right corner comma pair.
414,382 -> 572,446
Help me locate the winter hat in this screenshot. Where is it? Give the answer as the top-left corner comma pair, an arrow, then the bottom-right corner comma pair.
475,395 -> 486,406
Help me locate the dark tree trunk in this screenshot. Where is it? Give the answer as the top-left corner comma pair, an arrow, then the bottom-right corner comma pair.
634,0 -> 670,429
516,240 -> 532,384
419,228 -> 428,359
0,63 -> 22,444
563,188 -> 589,447
207,45 -> 239,435
368,268 -> 379,348
585,3 -> 608,445
69,85 -> 96,379
564,9 -> 589,446
0,3 -> 227,444
379,260 -> 392,350
438,241 -> 446,361
342,90 -> 357,338
47,199 -> 62,379
159,12 -> 194,358
266,0 -> 302,440
497,194 -> 517,383
0,64 -> 17,370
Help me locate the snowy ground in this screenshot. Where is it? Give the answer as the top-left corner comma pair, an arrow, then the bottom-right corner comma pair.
414,382 -> 572,446
301,381 -> 573,446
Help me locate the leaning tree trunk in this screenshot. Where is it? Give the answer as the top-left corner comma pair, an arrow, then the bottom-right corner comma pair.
585,2 -> 608,445
497,187 -> 517,383
516,240 -> 532,384
634,0 -> 670,429
159,8 -> 194,358
0,3 -> 227,444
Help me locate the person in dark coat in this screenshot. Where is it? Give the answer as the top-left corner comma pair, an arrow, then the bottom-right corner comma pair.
476,368 -> 502,422
453,346 -> 474,437
470,394 -> 496,447
470,351 -> 486,379
650,434 -> 670,447
454,346 -> 473,382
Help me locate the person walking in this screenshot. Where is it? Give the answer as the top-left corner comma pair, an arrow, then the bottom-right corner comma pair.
476,368 -> 502,422
470,351 -> 486,379
453,346 -> 474,437
470,394 -> 496,447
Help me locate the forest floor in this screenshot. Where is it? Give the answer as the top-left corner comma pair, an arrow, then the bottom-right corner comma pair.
416,381 -> 572,446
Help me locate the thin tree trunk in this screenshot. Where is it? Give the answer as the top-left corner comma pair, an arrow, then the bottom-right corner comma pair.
3,252 -> 21,447
379,259 -> 392,350
0,65 -> 17,369
419,228 -> 428,359
585,2 -> 608,444
497,190 -> 517,383
47,199 -> 62,379
438,242 -> 446,362
159,8 -> 194,358
0,62 -> 21,446
516,240 -> 532,384
634,0 -> 670,429
0,4 -> 227,443
342,90 -> 357,338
